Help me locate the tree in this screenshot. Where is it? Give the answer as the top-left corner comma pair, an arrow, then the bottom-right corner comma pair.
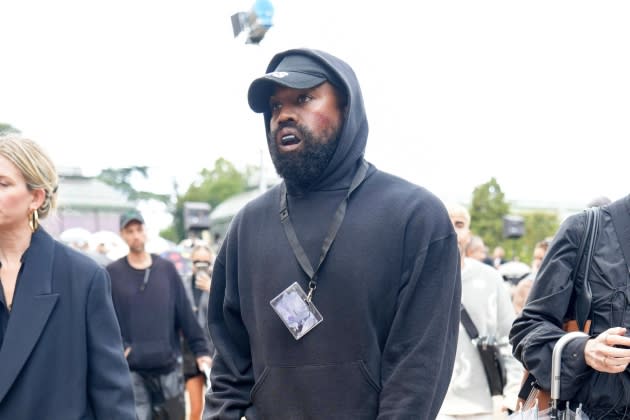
0,123 -> 19,135
469,177 -> 510,250
181,158 -> 251,209
467,177 -> 559,264
97,166 -> 171,204
506,211 -> 559,264
163,158 -> 253,242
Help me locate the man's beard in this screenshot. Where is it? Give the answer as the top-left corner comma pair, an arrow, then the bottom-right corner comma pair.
268,122 -> 340,191
128,242 -> 145,254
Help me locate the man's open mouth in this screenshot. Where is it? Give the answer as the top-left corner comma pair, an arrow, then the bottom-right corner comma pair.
280,134 -> 300,146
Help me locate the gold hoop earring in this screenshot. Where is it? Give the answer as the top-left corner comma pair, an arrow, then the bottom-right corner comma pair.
29,209 -> 39,232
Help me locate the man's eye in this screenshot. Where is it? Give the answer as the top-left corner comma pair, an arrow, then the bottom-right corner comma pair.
270,102 -> 281,112
297,95 -> 312,104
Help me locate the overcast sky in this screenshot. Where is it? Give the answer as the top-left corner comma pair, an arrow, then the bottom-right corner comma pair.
2,0 -> 629,214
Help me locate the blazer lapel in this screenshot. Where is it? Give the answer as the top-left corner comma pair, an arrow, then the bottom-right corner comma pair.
0,229 -> 59,403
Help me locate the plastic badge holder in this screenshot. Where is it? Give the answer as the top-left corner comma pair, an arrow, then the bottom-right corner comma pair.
270,282 -> 323,340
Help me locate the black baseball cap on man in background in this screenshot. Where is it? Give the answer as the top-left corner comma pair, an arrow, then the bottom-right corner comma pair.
119,210 -> 144,230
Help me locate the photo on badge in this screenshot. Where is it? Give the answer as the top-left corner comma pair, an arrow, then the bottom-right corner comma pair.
270,282 -> 323,340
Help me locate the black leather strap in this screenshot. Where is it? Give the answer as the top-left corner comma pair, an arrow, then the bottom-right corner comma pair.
573,207 -> 600,331
460,304 -> 480,340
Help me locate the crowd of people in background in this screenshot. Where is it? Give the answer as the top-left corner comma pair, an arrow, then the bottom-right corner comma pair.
438,204 -> 521,419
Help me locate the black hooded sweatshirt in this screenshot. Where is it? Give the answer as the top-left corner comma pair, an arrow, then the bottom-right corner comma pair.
207,48 -> 461,420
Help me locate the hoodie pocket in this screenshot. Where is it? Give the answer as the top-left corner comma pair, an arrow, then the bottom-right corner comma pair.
127,339 -> 176,370
250,360 -> 380,420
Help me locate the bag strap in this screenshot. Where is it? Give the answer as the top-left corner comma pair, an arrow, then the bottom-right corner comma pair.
460,304 -> 480,339
573,206 -> 601,332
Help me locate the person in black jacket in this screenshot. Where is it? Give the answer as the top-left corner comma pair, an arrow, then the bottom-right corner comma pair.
108,210 -> 212,420
510,195 -> 630,418
0,135 -> 135,419
206,48 -> 461,419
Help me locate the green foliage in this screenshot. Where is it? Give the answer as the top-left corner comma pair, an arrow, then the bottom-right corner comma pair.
169,158 -> 251,241
0,123 -> 19,135
97,166 -> 170,204
469,177 -> 510,250
159,225 -> 179,243
180,158 -> 250,209
467,177 -> 560,265
503,211 -> 559,264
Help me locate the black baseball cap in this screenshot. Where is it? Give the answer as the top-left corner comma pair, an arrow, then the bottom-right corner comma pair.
119,210 -> 144,230
248,53 -> 342,113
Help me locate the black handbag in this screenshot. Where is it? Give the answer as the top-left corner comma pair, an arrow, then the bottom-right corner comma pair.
460,304 -> 507,396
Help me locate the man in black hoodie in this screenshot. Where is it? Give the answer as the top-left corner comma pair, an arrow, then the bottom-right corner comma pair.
108,210 -> 212,420
207,48 -> 461,420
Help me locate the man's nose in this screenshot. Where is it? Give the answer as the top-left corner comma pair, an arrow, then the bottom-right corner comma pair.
276,103 -> 297,122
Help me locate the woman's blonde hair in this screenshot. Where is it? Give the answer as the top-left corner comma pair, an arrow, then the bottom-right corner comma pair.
190,242 -> 215,259
0,134 -> 58,219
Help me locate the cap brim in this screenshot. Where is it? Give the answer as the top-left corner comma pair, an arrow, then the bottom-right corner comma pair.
248,72 -> 327,113
120,217 -> 143,229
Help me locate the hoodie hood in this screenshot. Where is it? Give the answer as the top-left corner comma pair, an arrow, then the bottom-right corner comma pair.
253,48 -> 369,192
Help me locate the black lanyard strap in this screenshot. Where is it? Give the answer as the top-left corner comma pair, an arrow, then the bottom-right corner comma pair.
140,268 -> 151,292
279,159 -> 369,302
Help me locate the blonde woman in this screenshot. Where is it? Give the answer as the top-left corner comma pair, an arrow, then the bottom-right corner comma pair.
0,135 -> 135,419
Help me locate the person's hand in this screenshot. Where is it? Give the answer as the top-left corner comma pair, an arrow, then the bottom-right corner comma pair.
124,347 -> 131,359
196,355 -> 213,371
195,271 -> 211,292
197,355 -> 213,389
584,327 -> 630,373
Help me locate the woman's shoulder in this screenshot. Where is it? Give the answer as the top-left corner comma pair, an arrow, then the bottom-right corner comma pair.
553,210 -> 591,249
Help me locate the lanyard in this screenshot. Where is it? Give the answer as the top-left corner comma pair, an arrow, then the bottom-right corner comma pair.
140,268 -> 151,292
279,159 -> 369,302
